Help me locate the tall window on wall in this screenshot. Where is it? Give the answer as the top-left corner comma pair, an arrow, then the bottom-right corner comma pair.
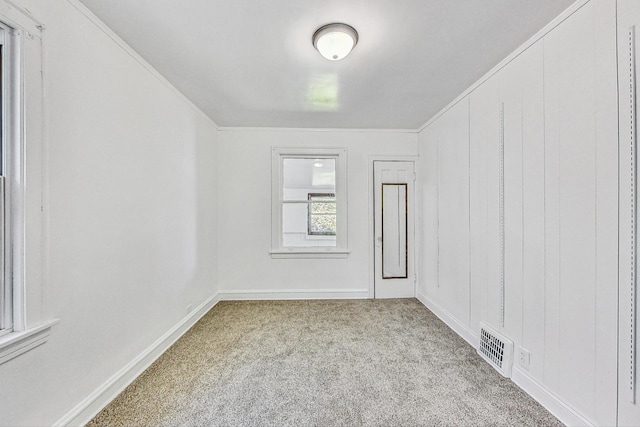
0,14 -> 53,366
271,148 -> 348,258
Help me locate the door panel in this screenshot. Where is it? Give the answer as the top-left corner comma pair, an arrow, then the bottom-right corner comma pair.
374,161 -> 415,298
382,184 -> 408,279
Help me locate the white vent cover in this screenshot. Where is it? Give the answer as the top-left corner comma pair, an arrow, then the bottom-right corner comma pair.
477,322 -> 514,377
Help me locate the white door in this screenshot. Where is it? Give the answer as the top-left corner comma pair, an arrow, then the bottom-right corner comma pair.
374,161 -> 415,298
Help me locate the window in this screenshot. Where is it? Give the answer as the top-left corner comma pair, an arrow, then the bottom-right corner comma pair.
307,193 -> 336,236
0,15 -> 56,365
271,147 -> 348,258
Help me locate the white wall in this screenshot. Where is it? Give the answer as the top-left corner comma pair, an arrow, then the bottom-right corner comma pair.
0,1 -> 219,426
217,129 -> 417,298
418,1 -> 619,425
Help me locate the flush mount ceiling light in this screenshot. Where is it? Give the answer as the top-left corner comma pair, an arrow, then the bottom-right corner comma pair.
312,23 -> 358,61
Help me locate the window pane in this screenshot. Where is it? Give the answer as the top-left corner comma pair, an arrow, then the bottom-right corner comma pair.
310,214 -> 337,234
307,193 -> 336,236
311,201 -> 336,214
283,158 -> 335,201
282,199 -> 336,246
281,158 -> 337,244
282,202 -> 307,233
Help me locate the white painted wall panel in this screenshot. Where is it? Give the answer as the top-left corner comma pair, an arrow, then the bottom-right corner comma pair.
484,88 -> 503,333
543,2 -> 617,423
542,27 -> 563,399
519,42 -> 545,382
418,127 -> 438,296
422,1 -> 618,424
433,100 -> 470,324
592,2 -> 619,422
618,0 -> 640,424
469,74 -> 502,331
501,58 -> 524,347
418,101 -> 468,318
469,39 -> 544,358
469,78 -> 497,332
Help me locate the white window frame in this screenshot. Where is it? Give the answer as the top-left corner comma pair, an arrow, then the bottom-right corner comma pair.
271,147 -> 349,259
0,8 -> 56,366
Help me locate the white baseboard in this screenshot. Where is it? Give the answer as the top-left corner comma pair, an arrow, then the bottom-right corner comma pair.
511,366 -> 595,426
416,292 -> 595,426
219,288 -> 369,300
415,291 -> 479,348
54,293 -> 220,427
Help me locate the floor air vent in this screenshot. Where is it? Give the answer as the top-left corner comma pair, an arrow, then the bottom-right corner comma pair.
477,322 -> 513,377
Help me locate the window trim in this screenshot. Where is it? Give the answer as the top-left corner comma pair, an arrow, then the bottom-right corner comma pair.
0,23 -> 15,335
0,9 -> 56,365
0,25 -> 9,335
271,147 -> 349,259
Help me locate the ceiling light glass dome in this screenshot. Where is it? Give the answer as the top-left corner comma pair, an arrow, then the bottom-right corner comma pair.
312,23 -> 358,61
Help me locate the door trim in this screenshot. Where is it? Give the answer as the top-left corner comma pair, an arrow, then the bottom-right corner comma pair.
368,156 -> 420,299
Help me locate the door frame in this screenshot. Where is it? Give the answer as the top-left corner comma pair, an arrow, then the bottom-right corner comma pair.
368,156 -> 420,298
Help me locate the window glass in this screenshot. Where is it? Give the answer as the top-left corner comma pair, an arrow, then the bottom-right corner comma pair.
308,193 -> 336,235
281,158 -> 336,247
271,147 -> 347,258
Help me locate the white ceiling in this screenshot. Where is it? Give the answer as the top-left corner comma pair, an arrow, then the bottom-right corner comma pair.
78,0 -> 575,129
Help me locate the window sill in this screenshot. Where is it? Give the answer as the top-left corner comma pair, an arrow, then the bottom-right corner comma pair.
0,319 -> 59,366
270,249 -> 350,259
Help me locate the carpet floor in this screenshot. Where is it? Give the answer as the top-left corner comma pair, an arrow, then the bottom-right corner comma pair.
87,299 -> 562,426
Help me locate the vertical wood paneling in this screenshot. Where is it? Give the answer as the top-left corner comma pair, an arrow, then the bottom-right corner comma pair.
421,1 -> 618,424
543,30 -> 562,396
548,8 -> 594,412
419,128 -> 439,295
470,74 -> 502,330
520,42 -> 546,381
469,91 -> 487,330
593,1 -> 618,422
485,91 -> 503,330
501,58 -> 524,343
618,0 -> 640,424
433,100 -> 471,323
470,39 -> 545,372
543,1 -> 617,423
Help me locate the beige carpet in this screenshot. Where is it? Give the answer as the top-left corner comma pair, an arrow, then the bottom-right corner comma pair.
88,299 -> 562,426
